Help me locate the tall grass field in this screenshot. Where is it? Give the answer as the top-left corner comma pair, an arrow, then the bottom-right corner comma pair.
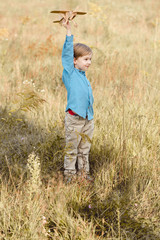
0,0 -> 160,239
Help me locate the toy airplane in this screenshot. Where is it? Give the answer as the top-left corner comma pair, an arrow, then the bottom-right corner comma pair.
50,10 -> 87,25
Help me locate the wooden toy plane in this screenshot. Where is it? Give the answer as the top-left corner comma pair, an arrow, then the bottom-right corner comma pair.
50,10 -> 87,25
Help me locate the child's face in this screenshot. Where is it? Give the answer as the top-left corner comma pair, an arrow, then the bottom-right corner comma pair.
74,53 -> 92,71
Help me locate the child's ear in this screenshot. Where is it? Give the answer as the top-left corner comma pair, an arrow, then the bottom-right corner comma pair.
74,57 -> 77,65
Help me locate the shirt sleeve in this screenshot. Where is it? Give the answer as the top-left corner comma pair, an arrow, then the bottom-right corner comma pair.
62,35 -> 74,74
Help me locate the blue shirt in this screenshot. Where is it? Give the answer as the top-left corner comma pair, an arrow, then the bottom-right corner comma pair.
62,35 -> 94,120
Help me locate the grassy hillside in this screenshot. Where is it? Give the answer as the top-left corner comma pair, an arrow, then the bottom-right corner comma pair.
0,0 -> 160,239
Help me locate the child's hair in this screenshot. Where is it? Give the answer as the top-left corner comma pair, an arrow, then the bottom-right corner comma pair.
74,43 -> 92,59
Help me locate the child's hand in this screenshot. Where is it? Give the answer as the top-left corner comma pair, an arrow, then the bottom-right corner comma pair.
62,19 -> 71,36
62,19 -> 71,29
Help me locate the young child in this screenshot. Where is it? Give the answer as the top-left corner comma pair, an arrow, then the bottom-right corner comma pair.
62,21 -> 94,182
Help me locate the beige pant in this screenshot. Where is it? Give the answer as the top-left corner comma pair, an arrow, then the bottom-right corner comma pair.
64,112 -> 94,176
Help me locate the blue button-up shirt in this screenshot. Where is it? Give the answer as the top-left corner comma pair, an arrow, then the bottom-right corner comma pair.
62,35 -> 94,120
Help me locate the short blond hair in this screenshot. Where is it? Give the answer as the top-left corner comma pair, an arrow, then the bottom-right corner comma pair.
74,43 -> 92,59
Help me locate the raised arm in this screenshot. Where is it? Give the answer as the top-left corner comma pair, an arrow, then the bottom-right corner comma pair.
62,21 -> 74,73
63,20 -> 71,36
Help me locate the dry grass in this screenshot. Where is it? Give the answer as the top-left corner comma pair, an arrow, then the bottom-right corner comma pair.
0,0 -> 160,239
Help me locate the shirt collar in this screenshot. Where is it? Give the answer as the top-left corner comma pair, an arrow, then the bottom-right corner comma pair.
75,68 -> 86,76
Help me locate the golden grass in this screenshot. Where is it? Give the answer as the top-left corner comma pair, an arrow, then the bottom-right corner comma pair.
0,0 -> 160,239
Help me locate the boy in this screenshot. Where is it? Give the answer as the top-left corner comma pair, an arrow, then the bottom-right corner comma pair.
62,20 -> 94,182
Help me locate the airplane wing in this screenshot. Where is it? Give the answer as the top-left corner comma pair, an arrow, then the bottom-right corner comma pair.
50,10 -> 87,15
53,20 -> 63,23
74,11 -> 87,15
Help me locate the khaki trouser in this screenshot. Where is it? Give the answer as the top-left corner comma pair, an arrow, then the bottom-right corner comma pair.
64,112 -> 94,176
